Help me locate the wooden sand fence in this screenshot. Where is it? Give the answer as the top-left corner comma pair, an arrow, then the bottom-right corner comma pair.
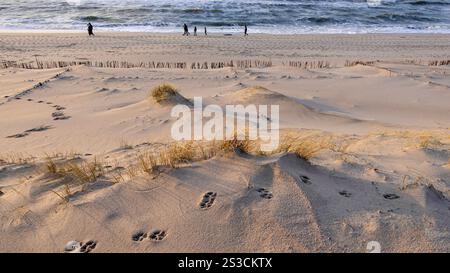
344,60 -> 377,67
0,59 -> 272,70
284,60 -> 332,69
428,59 -> 450,66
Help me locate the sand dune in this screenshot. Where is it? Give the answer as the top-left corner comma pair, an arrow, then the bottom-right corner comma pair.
0,33 -> 449,253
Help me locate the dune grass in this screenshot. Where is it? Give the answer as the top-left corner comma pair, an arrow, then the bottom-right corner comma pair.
45,157 -> 104,185
119,139 -> 134,150
218,132 -> 252,154
114,130 -> 331,180
28,129 -> 450,188
159,141 -> 196,167
0,153 -> 36,165
275,132 -> 335,161
138,152 -> 159,174
43,157 -> 105,202
150,84 -> 179,103
50,184 -> 72,203
128,136 -> 251,178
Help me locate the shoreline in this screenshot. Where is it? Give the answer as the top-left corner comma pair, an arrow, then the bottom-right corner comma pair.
1,29 -> 450,36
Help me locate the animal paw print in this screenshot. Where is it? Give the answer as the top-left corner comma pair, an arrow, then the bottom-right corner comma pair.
132,230 -> 166,242
64,240 -> 97,253
300,175 -> 311,185
199,192 -> 217,209
149,230 -> 166,241
53,105 -> 66,111
257,188 -> 273,199
52,111 -> 64,118
383,193 -> 400,200
6,132 -> 29,139
79,240 -> 97,253
52,111 -> 71,120
132,231 -> 147,242
339,190 -> 352,197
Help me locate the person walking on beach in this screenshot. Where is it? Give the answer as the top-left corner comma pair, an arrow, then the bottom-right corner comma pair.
87,23 -> 94,36
204,27 -> 207,36
194,26 -> 197,36
183,24 -> 190,36
244,24 -> 248,36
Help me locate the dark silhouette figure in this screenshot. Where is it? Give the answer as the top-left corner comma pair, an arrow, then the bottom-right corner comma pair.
194,26 -> 197,36
204,27 -> 207,36
183,24 -> 190,36
244,24 -> 248,36
87,23 -> 94,36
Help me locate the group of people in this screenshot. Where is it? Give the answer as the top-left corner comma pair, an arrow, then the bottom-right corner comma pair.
183,24 -> 248,36
86,22 -> 248,37
183,24 -> 206,36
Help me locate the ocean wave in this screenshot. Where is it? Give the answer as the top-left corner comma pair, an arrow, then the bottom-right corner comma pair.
409,0 -> 449,6
77,15 -> 121,23
0,0 -> 449,33
303,16 -> 343,25
182,8 -> 204,14
371,13 -> 439,23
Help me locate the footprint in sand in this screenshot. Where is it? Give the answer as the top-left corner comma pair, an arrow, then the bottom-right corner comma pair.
339,190 -> 352,197
7,125 -> 52,138
149,230 -> 167,241
383,193 -> 400,200
132,230 -> 167,242
53,105 -> 66,111
300,175 -> 312,185
64,240 -> 97,253
27,99 -> 33,101
37,100 -> 44,103
257,188 -> 273,199
52,111 -> 71,120
132,231 -> 147,242
64,241 -> 81,253
54,116 -> 71,120
0,190 -> 4,197
25,125 -> 52,133
80,240 -> 97,253
199,192 -> 217,209
6,132 -> 29,138
52,111 -> 65,118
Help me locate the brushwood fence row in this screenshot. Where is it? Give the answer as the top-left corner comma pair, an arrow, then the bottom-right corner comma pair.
428,59 -> 450,66
0,59 -> 273,70
284,60 -> 332,69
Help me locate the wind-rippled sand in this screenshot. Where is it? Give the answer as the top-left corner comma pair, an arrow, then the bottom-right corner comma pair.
0,33 -> 449,252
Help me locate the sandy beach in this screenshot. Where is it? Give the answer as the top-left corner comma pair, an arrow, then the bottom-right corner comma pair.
1,32 -> 449,253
